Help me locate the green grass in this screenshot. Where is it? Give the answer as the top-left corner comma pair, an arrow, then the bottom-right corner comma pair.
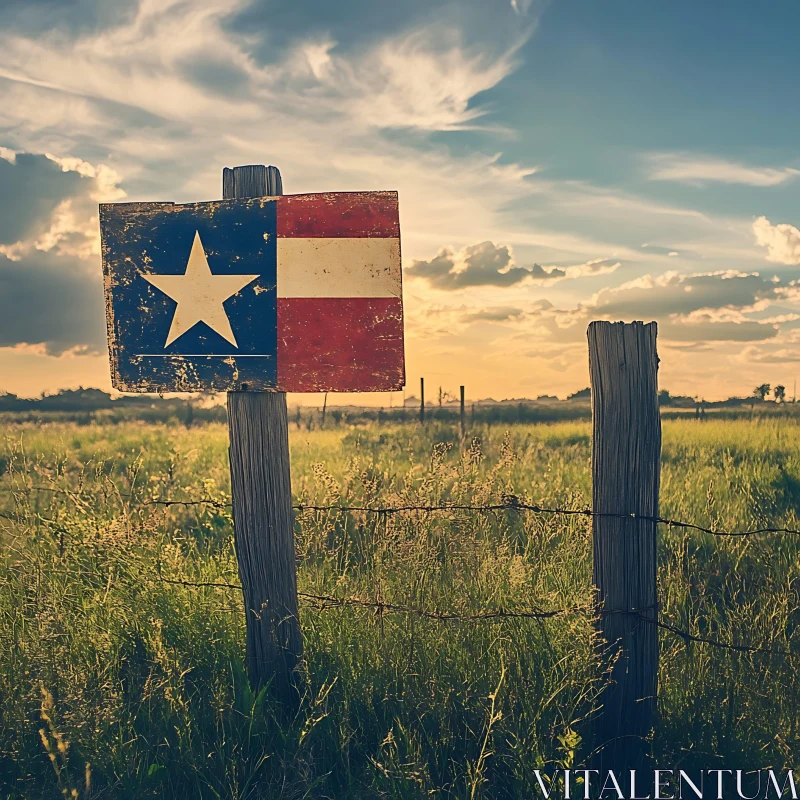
0,417 -> 799,798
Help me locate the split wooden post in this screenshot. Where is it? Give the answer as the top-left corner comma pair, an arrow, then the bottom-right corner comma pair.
224,164 -> 302,706
588,320 -> 660,769
419,377 -> 425,423
459,385 -> 465,437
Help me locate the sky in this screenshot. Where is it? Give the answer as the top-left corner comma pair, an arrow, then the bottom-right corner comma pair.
2,0 -> 800,404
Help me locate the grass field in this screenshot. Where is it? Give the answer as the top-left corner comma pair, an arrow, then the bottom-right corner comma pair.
1,417 -> 799,798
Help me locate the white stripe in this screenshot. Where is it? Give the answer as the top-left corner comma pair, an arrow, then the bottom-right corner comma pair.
277,237 -> 401,298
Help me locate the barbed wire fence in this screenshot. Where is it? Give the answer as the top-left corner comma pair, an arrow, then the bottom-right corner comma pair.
18,485 -> 800,537
5,484 -> 799,660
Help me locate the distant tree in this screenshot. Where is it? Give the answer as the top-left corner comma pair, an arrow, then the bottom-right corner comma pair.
658,389 -> 672,406
754,384 -> 771,401
567,387 -> 591,400
774,385 -> 786,403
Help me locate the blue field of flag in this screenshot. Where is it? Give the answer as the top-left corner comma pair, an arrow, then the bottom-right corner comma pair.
101,198 -> 279,391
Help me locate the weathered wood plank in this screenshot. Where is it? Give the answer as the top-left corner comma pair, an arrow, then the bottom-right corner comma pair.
588,320 -> 660,770
225,164 -> 303,707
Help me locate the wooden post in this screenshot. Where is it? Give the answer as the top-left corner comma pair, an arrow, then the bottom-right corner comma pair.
460,385 -> 465,437
224,164 -> 302,706
588,320 -> 660,770
321,392 -> 328,428
419,377 -> 425,423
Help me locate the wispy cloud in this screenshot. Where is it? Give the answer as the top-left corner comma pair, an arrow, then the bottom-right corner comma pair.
646,152 -> 800,187
322,29 -> 530,132
510,0 -> 535,15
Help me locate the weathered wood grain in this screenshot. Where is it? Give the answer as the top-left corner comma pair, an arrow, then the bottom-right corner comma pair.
225,164 -> 303,707
588,320 -> 660,770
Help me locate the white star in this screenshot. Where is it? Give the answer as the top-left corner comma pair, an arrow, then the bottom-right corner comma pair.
143,231 -> 258,348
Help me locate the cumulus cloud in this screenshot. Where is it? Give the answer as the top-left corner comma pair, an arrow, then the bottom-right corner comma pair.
407,241 -> 536,288
0,149 -> 123,355
753,216 -> 800,265
0,150 -> 124,260
406,241 -> 619,290
587,270 -> 784,318
0,152 -> 84,246
561,269 -> 799,344
647,153 -> 800,187
469,270 -> 792,349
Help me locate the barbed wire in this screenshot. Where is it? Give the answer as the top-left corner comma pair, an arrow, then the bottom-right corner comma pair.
155,577 -> 795,658
4,487 -> 797,657
13,485 -> 800,539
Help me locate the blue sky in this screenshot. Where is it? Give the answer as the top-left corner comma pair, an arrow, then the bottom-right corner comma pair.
1,0 -> 800,401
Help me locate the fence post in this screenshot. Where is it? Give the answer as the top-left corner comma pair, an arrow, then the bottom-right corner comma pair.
588,320 -> 660,770
420,377 -> 425,423
460,385 -> 465,437
224,164 -> 302,708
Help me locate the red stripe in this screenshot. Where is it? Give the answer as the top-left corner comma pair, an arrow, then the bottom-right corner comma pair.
277,192 -> 399,238
277,298 -> 404,392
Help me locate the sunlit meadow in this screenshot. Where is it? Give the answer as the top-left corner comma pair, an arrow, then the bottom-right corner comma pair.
1,416 -> 799,798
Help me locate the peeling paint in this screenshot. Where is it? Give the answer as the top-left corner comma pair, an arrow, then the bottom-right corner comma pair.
100,192 -> 405,393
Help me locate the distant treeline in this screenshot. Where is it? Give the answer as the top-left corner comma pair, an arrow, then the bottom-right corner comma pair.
0,386 -> 790,427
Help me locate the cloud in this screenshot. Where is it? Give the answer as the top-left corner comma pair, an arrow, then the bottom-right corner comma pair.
0,0 -> 746,286
406,241 -> 620,290
0,149 -> 123,356
0,250 -> 105,355
587,270 -> 785,319
0,0 -> 558,270
0,150 -> 124,260
659,317 -> 778,342
0,152 -> 84,245
407,241 -> 536,289
2,0 -> 135,37
328,28 -> 529,132
465,270 -> 792,349
562,257 -> 620,278
511,0 -> 535,13
753,216 -> 800,265
646,153 -> 800,187
462,306 -> 525,322
0,0 -> 529,136
641,244 -> 685,257
737,345 -> 800,364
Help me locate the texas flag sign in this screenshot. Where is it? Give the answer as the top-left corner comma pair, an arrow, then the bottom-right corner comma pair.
99,192 -> 404,393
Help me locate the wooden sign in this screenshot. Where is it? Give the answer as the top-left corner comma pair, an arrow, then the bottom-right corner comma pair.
100,191 -> 404,393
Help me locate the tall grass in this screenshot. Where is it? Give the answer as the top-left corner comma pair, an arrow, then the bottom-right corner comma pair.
0,418 -> 798,798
